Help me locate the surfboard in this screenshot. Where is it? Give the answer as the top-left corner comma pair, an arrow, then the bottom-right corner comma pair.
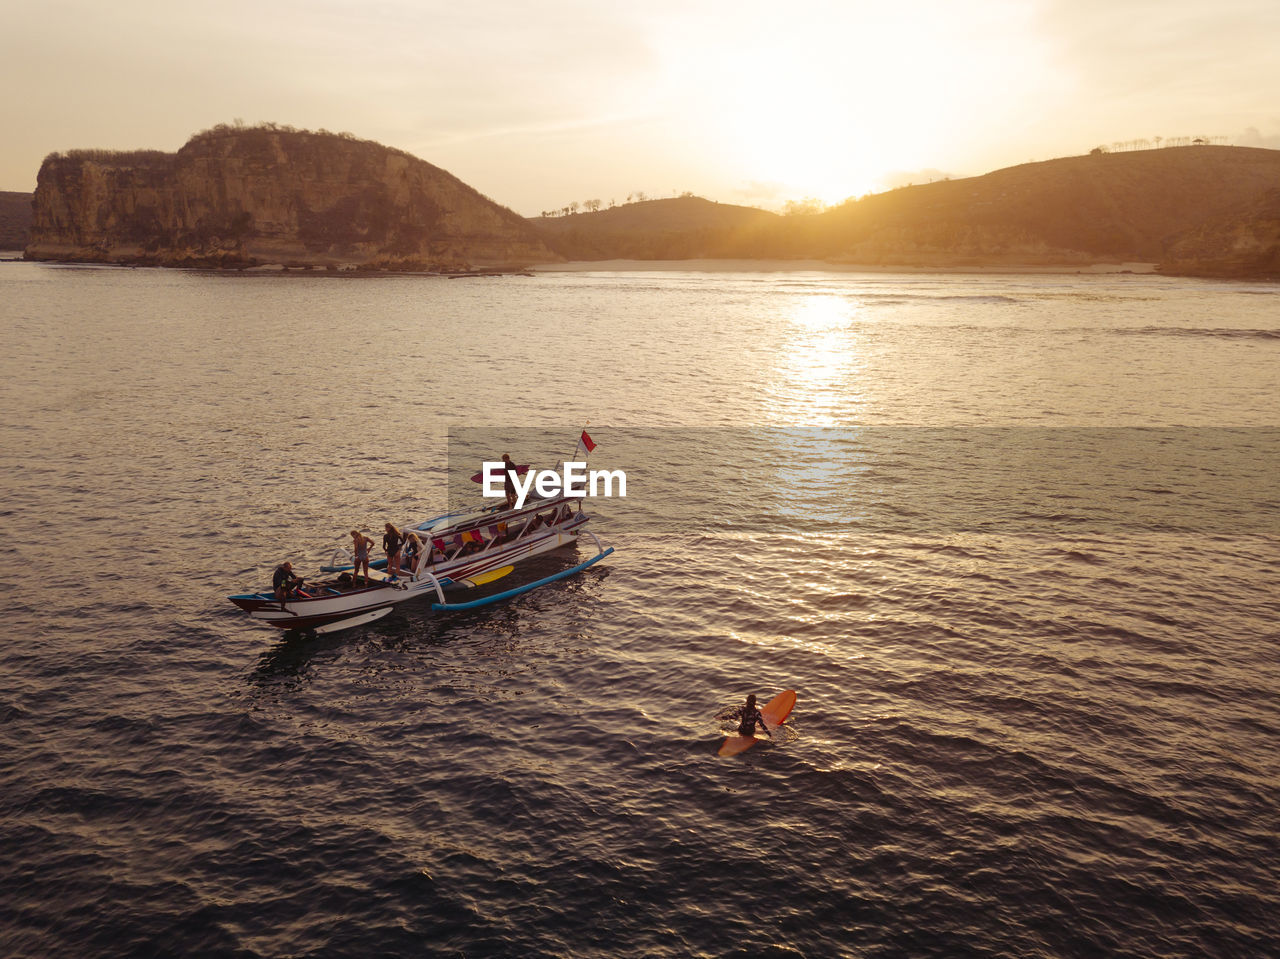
717,690 -> 797,756
459,565 -> 513,588
761,689 -> 797,729
470,464 -> 530,483
717,735 -> 758,757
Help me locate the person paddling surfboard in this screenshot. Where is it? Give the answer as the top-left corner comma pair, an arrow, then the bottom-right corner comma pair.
717,690 -> 796,756
727,694 -> 773,739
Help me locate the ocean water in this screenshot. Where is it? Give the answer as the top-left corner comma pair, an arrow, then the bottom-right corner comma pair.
1,263 -> 1277,958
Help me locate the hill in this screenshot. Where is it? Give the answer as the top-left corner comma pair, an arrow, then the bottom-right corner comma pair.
532,197 -> 779,259
0,191 -> 32,250
812,146 -> 1280,268
529,146 -> 1280,276
1160,187 -> 1280,279
25,125 -> 556,270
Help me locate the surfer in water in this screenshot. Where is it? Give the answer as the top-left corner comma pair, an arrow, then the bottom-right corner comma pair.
725,694 -> 773,738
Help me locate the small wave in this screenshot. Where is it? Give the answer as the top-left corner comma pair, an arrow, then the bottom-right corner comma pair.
1055,548 -> 1102,564
859,293 -> 1020,305
1114,326 -> 1280,340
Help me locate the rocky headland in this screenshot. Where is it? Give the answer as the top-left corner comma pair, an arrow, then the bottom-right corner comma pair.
25,125 -> 556,271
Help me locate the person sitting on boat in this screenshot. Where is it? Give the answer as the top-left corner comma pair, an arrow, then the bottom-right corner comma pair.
351,529 -> 375,586
402,531 -> 420,574
272,562 -> 305,602
501,453 -> 519,509
383,523 -> 404,581
722,694 -> 773,739
405,531 -> 434,576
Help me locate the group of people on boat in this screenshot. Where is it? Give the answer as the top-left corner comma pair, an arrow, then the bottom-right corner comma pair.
268,454 -> 579,602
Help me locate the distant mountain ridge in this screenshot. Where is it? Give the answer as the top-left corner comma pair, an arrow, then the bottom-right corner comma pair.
25,125 -> 555,270
16,130 -> 1280,278
532,146 -> 1280,278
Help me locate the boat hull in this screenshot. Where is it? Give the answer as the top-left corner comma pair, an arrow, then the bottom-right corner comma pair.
230,520 -> 587,632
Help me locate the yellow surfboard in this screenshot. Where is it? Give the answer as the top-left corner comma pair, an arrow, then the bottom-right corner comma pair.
718,690 -> 797,756
459,565 -> 514,588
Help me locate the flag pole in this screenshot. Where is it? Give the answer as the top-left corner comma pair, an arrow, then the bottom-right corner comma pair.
555,421 -> 589,474
566,422 -> 591,513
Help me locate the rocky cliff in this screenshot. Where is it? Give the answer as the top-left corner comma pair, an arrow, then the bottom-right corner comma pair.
25,125 -> 556,270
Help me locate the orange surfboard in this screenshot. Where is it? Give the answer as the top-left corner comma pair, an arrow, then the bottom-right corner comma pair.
718,690 -> 797,756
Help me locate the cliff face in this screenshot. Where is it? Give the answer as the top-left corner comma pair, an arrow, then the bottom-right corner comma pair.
26,126 -> 556,270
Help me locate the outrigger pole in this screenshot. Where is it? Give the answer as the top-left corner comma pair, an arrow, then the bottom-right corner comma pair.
431,542 -> 614,612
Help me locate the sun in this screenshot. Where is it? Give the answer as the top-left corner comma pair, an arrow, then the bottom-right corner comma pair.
652,0 -> 1050,207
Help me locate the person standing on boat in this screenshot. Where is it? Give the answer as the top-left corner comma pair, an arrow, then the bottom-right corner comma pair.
351,530 -> 374,586
383,523 -> 404,582
724,694 -> 773,739
500,453 -> 519,510
272,562 -> 304,602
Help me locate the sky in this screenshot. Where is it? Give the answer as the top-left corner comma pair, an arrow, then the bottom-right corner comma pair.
3,0 -> 1279,216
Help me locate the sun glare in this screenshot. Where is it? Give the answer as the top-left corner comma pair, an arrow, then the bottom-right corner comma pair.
653,1 -> 1047,206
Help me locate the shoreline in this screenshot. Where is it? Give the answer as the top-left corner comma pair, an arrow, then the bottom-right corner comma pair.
532,258 -> 1161,275
3,252 -> 1164,277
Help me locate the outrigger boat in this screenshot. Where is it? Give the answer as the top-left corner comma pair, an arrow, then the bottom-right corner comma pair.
228,488 -> 613,634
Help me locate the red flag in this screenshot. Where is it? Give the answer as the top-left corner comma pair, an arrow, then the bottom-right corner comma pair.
580,430 -> 597,453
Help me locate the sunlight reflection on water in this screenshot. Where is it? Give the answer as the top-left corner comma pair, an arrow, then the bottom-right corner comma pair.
766,293 -> 867,426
